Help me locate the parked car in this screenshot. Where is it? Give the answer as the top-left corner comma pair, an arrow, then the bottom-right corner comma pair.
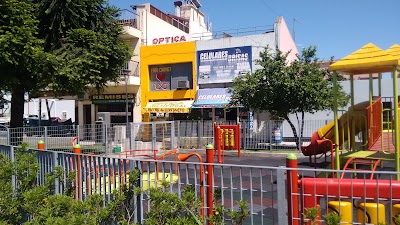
24,117 -> 76,137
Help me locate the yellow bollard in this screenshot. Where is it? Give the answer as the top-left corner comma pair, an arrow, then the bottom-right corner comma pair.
228,129 -> 235,147
328,201 -> 352,224
357,202 -> 385,225
224,129 -> 229,147
392,204 -> 400,225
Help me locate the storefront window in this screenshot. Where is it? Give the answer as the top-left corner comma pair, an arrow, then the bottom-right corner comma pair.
215,108 -> 224,121
169,109 -> 202,121
202,108 -> 212,120
225,108 -> 237,122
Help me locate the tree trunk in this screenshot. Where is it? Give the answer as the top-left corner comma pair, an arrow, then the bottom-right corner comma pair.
285,115 -> 300,150
45,99 -> 51,122
39,99 -> 42,126
299,111 -> 305,148
10,87 -> 25,146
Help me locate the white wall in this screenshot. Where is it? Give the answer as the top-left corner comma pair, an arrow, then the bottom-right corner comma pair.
25,99 -> 75,122
136,2 -> 213,46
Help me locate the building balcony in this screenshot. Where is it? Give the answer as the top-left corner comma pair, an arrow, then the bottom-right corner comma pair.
118,9 -> 141,39
119,60 -> 140,86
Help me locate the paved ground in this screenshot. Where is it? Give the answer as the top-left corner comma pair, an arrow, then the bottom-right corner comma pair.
177,148 -> 314,168
164,149 -> 321,225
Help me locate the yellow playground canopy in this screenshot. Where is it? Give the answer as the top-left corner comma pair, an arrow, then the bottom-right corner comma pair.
386,44 -> 400,58
329,43 -> 399,74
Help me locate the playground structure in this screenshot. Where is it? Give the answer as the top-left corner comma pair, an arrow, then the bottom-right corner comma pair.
292,43 -> 400,224
301,43 -> 400,172
213,123 -> 241,163
287,154 -> 400,225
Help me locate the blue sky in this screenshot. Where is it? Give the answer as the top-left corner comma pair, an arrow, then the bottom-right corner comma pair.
109,0 -> 399,60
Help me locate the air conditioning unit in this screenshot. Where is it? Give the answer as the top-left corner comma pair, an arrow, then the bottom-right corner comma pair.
177,80 -> 189,89
62,111 -> 67,119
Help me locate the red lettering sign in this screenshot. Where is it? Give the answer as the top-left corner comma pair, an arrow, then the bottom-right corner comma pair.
154,82 -> 170,90
152,35 -> 187,45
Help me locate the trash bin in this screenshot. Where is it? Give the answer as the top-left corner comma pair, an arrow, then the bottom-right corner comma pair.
113,145 -> 122,153
272,127 -> 283,144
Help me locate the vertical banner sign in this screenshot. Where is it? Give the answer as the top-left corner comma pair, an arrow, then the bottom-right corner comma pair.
249,112 -> 254,130
197,46 -> 252,84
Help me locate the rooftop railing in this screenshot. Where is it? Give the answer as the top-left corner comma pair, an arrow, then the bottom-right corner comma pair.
117,9 -> 139,29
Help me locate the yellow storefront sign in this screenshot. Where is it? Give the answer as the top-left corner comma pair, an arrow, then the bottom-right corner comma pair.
143,100 -> 194,113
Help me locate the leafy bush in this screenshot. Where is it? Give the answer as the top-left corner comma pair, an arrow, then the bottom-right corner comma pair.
323,212 -> 341,225
303,207 -> 319,225
0,143 -> 249,225
207,188 -> 250,225
145,184 -> 202,225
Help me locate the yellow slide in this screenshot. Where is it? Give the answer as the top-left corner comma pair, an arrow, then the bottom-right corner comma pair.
302,101 -> 369,156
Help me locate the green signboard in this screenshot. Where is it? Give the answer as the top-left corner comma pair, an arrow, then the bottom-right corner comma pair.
91,94 -> 135,104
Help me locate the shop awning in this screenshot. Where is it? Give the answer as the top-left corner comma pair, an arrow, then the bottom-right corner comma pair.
143,100 -> 194,113
192,88 -> 235,108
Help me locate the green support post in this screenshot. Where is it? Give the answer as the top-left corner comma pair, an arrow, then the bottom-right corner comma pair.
333,71 -> 340,173
393,67 -> 400,180
350,75 -> 355,151
378,73 -> 382,97
369,73 -> 373,106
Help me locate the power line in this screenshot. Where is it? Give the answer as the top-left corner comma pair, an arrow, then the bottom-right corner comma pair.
259,0 -> 280,16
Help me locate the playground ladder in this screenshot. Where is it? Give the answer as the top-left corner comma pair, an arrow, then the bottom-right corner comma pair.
341,157 -> 381,180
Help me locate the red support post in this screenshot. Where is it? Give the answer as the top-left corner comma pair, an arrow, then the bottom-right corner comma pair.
38,140 -> 45,150
286,153 -> 299,225
236,124 -> 241,157
206,144 -> 215,222
213,124 -> 241,163
217,127 -> 222,163
73,144 -> 82,199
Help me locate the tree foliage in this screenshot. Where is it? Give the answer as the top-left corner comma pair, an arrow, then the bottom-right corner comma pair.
0,144 -> 141,224
0,0 -> 131,129
230,46 -> 349,148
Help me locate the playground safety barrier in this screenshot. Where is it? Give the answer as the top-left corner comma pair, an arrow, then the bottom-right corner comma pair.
3,144 -> 400,224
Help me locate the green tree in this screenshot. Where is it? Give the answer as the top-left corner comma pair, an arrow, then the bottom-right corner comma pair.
0,0 -> 131,134
230,46 -> 349,149
0,0 -> 47,129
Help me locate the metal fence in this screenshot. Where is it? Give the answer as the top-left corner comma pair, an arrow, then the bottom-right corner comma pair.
2,145 -> 400,224
0,120 -> 332,153
178,119 -> 330,150
1,121 -> 176,155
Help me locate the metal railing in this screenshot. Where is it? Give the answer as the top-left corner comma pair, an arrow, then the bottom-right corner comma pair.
191,25 -> 274,40
117,9 -> 139,29
178,119 -> 330,150
3,121 -> 176,155
120,60 -> 140,77
0,120 -> 339,153
2,145 -> 400,224
367,97 -> 382,149
149,5 -> 189,33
